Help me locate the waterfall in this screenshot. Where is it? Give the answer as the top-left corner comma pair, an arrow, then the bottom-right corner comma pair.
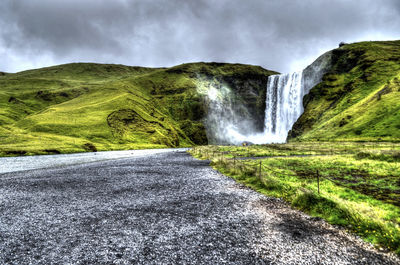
262,51 -> 332,143
264,71 -> 304,143
197,50 -> 332,145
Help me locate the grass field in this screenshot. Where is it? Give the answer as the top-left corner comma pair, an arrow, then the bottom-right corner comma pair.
1,40 -> 399,156
0,62 -> 275,156
190,142 -> 400,255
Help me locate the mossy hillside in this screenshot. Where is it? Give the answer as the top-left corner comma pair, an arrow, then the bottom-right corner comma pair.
0,62 -> 275,155
0,67 -> 169,155
289,40 -> 400,142
126,62 -> 277,144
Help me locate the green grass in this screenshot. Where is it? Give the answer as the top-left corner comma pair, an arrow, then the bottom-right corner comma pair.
190,143 -> 400,255
0,62 -> 275,156
1,40 -> 398,155
289,40 -> 400,142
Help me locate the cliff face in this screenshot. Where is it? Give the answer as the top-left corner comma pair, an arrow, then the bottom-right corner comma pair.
216,73 -> 270,132
288,40 -> 400,142
149,62 -> 277,145
166,63 -> 277,144
0,62 -> 276,155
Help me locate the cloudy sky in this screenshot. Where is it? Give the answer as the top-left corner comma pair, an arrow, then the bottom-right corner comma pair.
1,0 -> 399,73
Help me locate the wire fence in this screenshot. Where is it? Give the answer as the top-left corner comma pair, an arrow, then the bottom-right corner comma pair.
190,144 -> 399,196
190,146 -> 400,253
200,141 -> 400,156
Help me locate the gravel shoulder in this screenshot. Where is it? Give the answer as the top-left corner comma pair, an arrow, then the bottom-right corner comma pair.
0,150 -> 398,264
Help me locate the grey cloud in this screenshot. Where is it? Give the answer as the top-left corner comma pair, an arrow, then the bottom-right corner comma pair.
0,0 -> 399,73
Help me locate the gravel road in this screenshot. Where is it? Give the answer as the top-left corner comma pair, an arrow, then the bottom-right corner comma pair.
0,148 -> 187,174
0,150 -> 398,264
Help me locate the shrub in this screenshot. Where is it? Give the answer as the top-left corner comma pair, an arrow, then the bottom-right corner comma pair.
82,142 -> 97,152
355,129 -> 363,135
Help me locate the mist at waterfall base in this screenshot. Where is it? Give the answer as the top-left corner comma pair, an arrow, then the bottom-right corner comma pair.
198,74 -> 303,145
199,51 -> 332,145
196,78 -> 262,145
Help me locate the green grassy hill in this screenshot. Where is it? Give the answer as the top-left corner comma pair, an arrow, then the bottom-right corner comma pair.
0,62 -> 276,156
2,40 -> 398,156
289,40 -> 400,142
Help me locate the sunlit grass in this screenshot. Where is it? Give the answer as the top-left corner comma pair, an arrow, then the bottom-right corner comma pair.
0,62 -> 277,156
190,142 -> 400,255
290,40 -> 400,142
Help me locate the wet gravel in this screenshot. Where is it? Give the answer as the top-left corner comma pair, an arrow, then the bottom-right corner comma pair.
0,150 -> 398,264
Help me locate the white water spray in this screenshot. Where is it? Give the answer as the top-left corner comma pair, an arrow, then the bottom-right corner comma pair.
199,51 -> 332,144
196,77 -> 259,145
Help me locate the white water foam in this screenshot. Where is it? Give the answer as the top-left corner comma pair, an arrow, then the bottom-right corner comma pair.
264,71 -> 304,143
200,51 -> 332,144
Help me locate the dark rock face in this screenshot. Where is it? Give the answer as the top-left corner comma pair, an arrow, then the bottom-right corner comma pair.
196,69 -> 275,144
161,63 -> 277,145
221,75 -> 270,132
202,75 -> 270,145
302,51 -> 333,95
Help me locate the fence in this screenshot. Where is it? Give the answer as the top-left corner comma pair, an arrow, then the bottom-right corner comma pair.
190,145 -> 400,254
190,144 -> 398,195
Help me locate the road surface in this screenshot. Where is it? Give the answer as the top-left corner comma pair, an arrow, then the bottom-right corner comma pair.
0,149 -> 398,264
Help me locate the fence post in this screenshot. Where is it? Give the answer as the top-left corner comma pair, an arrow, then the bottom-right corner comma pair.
234,156 -> 236,174
317,170 -> 320,194
259,161 -> 262,182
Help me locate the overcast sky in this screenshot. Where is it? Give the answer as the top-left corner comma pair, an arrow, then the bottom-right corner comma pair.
1,0 -> 399,73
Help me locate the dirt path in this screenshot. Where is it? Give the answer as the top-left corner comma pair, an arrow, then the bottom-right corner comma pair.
0,150 -> 398,264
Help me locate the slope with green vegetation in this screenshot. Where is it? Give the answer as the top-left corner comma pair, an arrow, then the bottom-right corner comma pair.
190,143 -> 400,255
289,40 -> 400,142
0,62 -> 276,156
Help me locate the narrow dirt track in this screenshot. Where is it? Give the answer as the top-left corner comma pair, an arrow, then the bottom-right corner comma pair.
0,150 -> 398,264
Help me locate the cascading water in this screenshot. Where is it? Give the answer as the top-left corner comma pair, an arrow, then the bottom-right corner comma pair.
199,50 -> 332,145
264,71 -> 304,143
262,50 -> 332,143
